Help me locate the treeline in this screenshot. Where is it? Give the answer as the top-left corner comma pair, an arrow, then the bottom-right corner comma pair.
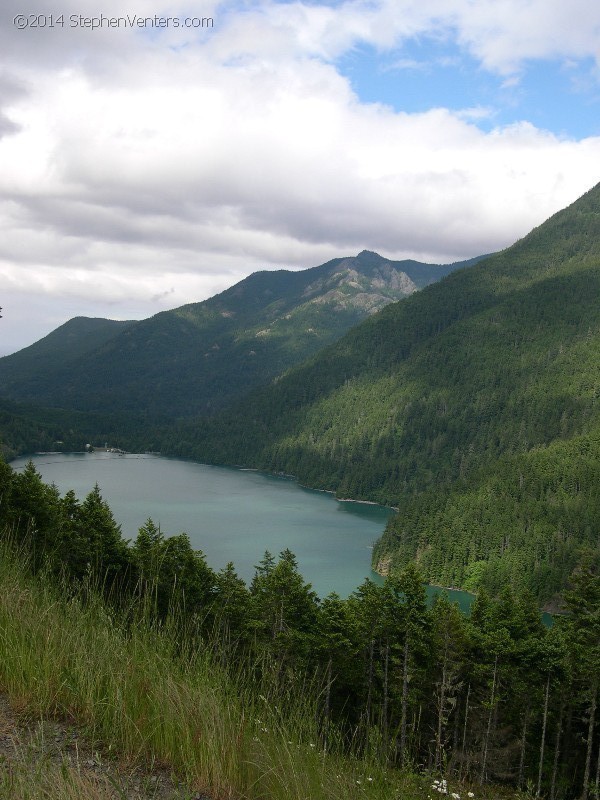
0,397 -> 92,461
374,430 -> 600,603
0,252 -> 453,420
0,395 -> 166,462
4,189 -> 600,605
152,183 -> 600,604
1,459 -> 599,798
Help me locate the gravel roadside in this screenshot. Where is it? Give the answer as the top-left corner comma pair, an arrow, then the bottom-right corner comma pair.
0,692 -> 211,800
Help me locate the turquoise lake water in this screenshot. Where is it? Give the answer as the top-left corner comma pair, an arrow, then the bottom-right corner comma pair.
11,451 -> 475,611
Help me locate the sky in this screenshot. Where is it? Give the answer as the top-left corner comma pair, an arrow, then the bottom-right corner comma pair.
1,0 -> 600,355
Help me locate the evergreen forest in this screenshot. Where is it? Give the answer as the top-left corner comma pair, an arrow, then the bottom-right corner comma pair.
1,459 -> 599,799
155,182 -> 600,606
0,252 -> 477,418
2,184 -> 600,798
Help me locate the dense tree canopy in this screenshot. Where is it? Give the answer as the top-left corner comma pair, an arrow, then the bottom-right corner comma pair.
2,458 -> 598,798
157,183 -> 600,604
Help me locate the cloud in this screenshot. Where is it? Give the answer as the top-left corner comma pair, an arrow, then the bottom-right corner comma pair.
1,0 -> 600,354
210,0 -> 600,75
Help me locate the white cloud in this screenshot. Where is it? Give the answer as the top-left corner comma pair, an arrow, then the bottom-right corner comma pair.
1,0 -> 600,354
211,0 -> 600,74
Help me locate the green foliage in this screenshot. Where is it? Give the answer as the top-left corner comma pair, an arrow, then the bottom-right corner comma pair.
0,252 -> 477,419
175,182 -> 600,603
250,548 -> 320,665
4,184 -> 600,793
0,458 -> 598,798
0,394 -> 162,462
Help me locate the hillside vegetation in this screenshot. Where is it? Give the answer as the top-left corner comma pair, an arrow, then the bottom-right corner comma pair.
0,251 -> 478,418
0,396 -> 161,462
1,458 -> 598,799
166,183 -> 600,602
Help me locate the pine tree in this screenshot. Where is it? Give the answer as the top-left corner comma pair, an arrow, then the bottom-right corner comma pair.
430,593 -> 467,772
250,549 -> 319,668
562,557 -> 600,800
77,484 -> 130,588
214,561 -> 251,654
8,461 -> 62,567
386,563 -> 430,767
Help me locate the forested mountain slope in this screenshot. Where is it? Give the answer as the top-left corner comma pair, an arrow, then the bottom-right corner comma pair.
170,182 -> 600,602
0,251 -> 477,418
0,396 -> 155,461
3,458 -> 598,798
0,317 -> 134,385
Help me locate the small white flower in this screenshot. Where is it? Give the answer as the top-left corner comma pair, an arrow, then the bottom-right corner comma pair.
467,794 -> 474,798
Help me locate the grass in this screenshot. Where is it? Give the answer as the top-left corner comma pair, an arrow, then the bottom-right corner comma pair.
0,758 -> 117,800
0,541 -> 531,800
0,543 -> 398,800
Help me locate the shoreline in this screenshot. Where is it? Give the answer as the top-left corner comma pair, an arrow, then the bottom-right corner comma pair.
338,497 -> 400,512
297,482 -> 398,513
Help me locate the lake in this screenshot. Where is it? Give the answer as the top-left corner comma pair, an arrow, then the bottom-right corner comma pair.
11,451 -> 474,610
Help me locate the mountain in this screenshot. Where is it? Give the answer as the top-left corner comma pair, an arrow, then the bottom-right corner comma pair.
0,394 -> 156,462
0,251 -> 481,418
0,317 -> 135,384
170,183 -> 600,602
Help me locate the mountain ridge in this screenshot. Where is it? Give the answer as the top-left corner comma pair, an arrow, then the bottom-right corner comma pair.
164,182 -> 600,601
0,251 -> 483,418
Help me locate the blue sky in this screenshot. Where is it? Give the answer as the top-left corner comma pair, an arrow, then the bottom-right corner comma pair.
340,43 -> 600,138
1,0 -> 600,353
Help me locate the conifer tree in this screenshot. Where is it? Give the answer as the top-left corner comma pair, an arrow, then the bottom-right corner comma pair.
562,558 -> 600,800
77,484 -> 130,588
430,593 -> 467,772
250,549 -> 319,667
9,461 -> 62,566
214,561 -> 251,654
387,563 -> 430,767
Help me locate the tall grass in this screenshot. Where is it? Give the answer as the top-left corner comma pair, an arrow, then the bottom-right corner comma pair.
0,717 -> 124,800
0,759 -> 118,800
0,542 -> 419,800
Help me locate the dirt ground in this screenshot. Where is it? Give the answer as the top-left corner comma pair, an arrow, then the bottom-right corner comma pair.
0,692 -> 211,800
